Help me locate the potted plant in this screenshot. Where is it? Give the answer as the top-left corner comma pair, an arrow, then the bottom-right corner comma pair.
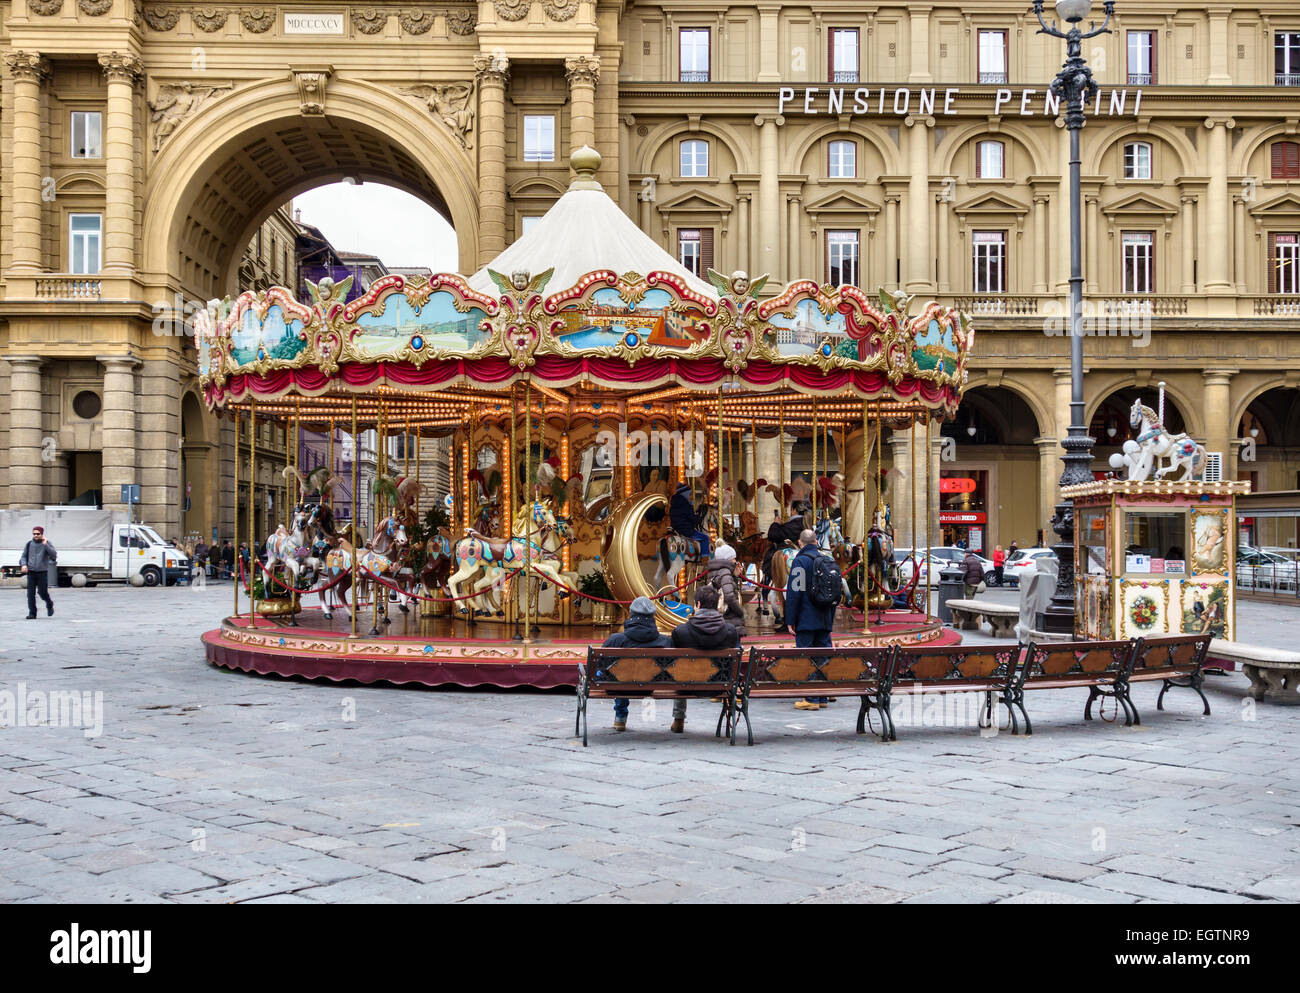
577,569 -> 616,626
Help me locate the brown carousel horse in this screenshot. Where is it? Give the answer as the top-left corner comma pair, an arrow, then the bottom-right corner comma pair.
419,527 -> 455,601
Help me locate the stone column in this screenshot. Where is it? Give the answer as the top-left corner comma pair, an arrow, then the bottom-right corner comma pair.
756,4 -> 782,82
474,54 -> 510,266
1053,369 -> 1072,453
757,115 -> 781,282
787,196 -> 802,277
1085,195 -> 1099,294
904,115 -> 934,294
1203,118 -> 1234,293
1034,437 -> 1060,546
98,52 -> 144,275
140,357 -> 182,537
1203,369 -> 1236,474
908,6 -> 933,83
1180,195 -> 1196,293
887,428 -> 913,548
99,356 -> 140,515
1207,7 -> 1232,84
7,357 -> 46,508
884,196 -> 900,289
936,196 -> 950,292
736,193 -> 751,274
1032,195 -> 1048,293
1055,124 -> 1071,292
564,56 -> 600,168
1233,196 -> 1248,293
619,115 -> 634,214
4,53 -> 50,274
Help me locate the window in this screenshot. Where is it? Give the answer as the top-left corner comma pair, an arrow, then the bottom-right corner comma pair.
1270,233 -> 1299,294
70,111 -> 102,158
1271,141 -> 1300,179
678,228 -> 713,276
826,230 -> 859,286
978,30 -> 1007,84
1127,31 -> 1156,85
1122,231 -> 1155,293
523,116 -> 554,162
976,140 -> 1005,179
972,231 -> 1006,292
680,139 -> 709,178
830,28 -> 859,83
1277,32 -> 1300,86
1124,141 -> 1153,180
828,140 -> 856,179
680,29 -> 710,82
69,214 -> 102,274
521,215 -> 542,237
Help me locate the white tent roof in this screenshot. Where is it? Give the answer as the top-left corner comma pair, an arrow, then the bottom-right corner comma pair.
468,147 -> 717,300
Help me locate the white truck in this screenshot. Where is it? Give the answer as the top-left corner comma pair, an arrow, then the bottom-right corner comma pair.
0,507 -> 190,587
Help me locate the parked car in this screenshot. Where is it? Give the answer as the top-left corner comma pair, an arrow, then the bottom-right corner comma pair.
1235,545 -> 1299,592
895,546 -> 994,586
1003,547 -> 1058,587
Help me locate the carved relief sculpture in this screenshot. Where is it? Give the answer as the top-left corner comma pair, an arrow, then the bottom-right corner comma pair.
563,54 -> 600,87
398,8 -> 435,34
351,8 -> 388,33
444,6 -> 476,35
191,7 -> 231,32
27,0 -> 64,16
291,68 -> 332,116
98,52 -> 145,85
78,0 -> 113,14
240,7 -> 276,32
399,82 -> 475,149
4,51 -> 52,84
148,81 -> 234,151
142,4 -> 180,30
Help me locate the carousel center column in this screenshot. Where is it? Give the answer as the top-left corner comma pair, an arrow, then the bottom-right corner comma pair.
887,426 -> 913,546
565,56 -> 600,170
475,53 -> 510,266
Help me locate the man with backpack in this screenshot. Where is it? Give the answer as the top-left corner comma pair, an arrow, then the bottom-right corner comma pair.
784,528 -> 842,711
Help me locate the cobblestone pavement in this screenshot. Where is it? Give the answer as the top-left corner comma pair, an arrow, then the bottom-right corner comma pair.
2,584 -> 1297,904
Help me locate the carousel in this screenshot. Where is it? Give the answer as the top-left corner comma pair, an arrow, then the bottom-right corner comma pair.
199,148 -> 977,689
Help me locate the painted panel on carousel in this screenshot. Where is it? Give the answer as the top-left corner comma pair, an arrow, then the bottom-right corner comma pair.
555,286 -> 710,350
765,298 -> 854,357
1180,579 -> 1229,640
912,309 -> 961,376
230,303 -> 306,365
350,286 -> 490,356
757,282 -> 896,365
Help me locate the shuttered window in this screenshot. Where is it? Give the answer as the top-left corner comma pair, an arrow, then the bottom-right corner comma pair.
678,228 -> 713,276
1271,141 -> 1300,179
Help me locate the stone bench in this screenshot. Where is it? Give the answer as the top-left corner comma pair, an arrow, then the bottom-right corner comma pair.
947,599 -> 1020,638
1208,640 -> 1300,706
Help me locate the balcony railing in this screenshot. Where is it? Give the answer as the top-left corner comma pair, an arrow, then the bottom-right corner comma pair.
1253,294 -> 1300,315
831,70 -> 859,83
35,276 -> 102,300
978,71 -> 1008,84
1276,73 -> 1300,86
1098,295 -> 1188,316
953,295 -> 1042,316
1127,72 -> 1153,85
679,71 -> 710,83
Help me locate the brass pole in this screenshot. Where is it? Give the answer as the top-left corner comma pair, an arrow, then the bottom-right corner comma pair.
293,405 -> 300,507
372,400 -> 382,636
249,397 -> 257,627
413,422 -> 420,523
750,416 -> 758,526
811,398 -> 818,520
233,408 -> 239,617
925,415 -> 932,620
351,395 -> 359,639
876,414 -> 883,524
778,399 -> 786,518
862,398 -> 870,635
910,411 -> 918,602
509,385 -> 518,629
523,381 -> 532,643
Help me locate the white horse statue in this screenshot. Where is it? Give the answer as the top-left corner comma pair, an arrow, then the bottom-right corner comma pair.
264,508 -> 311,588
1111,397 -> 1206,482
447,501 -> 574,617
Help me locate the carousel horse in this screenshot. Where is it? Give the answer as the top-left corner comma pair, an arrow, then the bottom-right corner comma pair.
419,528 -> 456,601
722,511 -> 767,608
766,542 -> 800,630
360,514 -> 415,625
447,501 -> 573,620
865,516 -> 901,612
264,508 -> 311,590
321,531 -> 356,622
1125,398 -> 1206,481
815,516 -> 862,609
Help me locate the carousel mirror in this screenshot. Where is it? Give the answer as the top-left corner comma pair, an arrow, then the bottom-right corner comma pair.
470,442 -> 502,536
574,441 -> 614,523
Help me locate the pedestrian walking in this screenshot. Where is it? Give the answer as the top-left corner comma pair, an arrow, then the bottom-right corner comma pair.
20,525 -> 56,619
962,548 -> 984,598
222,541 -> 235,580
992,544 -> 1005,587
785,528 -> 841,711
669,585 -> 741,733
194,539 -> 209,580
601,596 -> 673,733
706,543 -> 745,623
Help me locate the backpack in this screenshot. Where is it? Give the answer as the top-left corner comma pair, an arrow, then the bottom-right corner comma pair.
808,552 -> 843,608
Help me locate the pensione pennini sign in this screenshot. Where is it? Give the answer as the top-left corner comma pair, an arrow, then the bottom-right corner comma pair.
777,85 -> 1144,118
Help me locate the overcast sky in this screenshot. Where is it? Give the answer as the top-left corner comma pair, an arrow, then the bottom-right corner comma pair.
292,182 -> 460,272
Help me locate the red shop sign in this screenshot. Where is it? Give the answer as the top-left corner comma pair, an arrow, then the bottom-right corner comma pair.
939,511 -> 987,524
940,477 -> 978,494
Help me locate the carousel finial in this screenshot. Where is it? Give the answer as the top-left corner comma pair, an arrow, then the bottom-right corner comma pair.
569,146 -> 603,191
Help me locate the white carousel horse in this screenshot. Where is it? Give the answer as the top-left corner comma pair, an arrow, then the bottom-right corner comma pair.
1125,399 -> 1206,481
264,509 -> 311,587
447,501 -> 573,618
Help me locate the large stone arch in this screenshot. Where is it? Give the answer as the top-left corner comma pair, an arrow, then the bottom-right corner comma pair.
963,372 -> 1051,439
1085,373 -> 1204,440
140,76 -> 480,296
634,118 -> 756,176
784,119 -> 901,176
1082,123 -> 1196,176
1229,375 -> 1300,436
1230,123 -> 1300,176
934,121 -> 1050,177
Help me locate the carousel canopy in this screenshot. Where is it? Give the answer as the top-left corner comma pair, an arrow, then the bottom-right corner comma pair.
468,147 -> 717,301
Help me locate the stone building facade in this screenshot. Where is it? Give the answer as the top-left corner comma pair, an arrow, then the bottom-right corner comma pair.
1,1 -> 1298,550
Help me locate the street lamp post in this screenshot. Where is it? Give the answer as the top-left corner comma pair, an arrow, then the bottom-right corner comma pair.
1032,0 -> 1114,635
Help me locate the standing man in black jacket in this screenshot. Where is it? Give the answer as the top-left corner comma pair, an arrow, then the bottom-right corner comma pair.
20,525 -> 57,619
785,529 -> 836,711
669,585 -> 741,733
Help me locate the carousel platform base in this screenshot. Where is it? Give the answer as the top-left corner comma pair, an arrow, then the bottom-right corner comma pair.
203,605 -> 960,690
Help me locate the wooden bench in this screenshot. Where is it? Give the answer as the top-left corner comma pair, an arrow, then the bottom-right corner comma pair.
733,646 -> 898,745
880,644 -> 1023,740
1207,640 -> 1300,706
1129,633 -> 1214,719
946,599 -> 1020,638
1013,638 -> 1143,732
576,647 -> 742,746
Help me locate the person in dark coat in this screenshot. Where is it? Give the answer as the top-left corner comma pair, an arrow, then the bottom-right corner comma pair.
668,482 -> 710,559
601,596 -> 673,732
20,525 -> 56,619
706,543 -> 745,624
961,549 -> 984,598
668,585 -> 740,732
785,529 -> 836,710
